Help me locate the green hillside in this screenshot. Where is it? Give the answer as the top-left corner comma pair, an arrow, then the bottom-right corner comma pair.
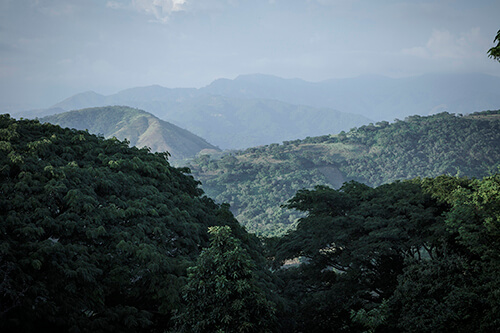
41,106 -> 219,162
188,111 -> 500,236
0,114 -> 273,332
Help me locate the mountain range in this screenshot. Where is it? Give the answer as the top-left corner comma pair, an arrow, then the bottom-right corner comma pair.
41,106 -> 219,162
203,73 -> 500,120
43,72 -> 500,121
12,72 -> 500,150
47,94 -> 371,150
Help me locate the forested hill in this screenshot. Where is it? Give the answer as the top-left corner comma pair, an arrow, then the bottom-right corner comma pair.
41,106 -> 219,162
0,114 -> 275,332
188,111 -> 500,236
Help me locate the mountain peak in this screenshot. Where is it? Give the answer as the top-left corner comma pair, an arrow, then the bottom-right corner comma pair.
52,91 -> 106,110
41,106 -> 219,161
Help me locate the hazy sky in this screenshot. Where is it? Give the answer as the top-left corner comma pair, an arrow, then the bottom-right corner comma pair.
1,0 -> 499,109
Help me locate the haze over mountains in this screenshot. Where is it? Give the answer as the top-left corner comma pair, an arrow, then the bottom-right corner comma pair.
46,73 -> 500,120
3,1 -> 500,331
205,73 -> 500,120
17,72 -> 500,151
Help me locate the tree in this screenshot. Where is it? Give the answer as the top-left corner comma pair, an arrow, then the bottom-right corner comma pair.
376,175 -> 500,332
176,226 -> 276,332
0,115 -> 251,332
417,174 -> 500,331
272,175 -> 500,331
488,30 -> 500,62
272,180 -> 447,331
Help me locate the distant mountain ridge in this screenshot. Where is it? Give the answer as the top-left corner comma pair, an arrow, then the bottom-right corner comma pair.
41,106 -> 219,161
48,72 -> 500,121
52,85 -> 198,110
16,72 -> 500,150
203,73 -> 500,120
148,95 -> 372,149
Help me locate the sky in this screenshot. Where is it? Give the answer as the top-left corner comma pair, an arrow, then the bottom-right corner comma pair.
1,0 -> 499,110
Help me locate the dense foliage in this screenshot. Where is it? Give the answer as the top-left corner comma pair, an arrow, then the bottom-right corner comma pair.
272,175 -> 500,332
176,226 -> 277,332
2,113 -> 499,332
188,111 -> 500,236
0,114 -> 264,332
189,151 -> 333,236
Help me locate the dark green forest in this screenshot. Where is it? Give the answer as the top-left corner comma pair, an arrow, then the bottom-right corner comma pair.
1,113 -> 500,332
188,111 -> 500,236
0,115 -> 272,332
271,176 -> 500,332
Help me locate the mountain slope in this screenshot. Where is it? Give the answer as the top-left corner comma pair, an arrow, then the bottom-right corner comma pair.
53,90 -> 107,110
187,111 -> 500,236
52,73 -> 500,122
51,86 -> 200,111
41,106 -> 219,161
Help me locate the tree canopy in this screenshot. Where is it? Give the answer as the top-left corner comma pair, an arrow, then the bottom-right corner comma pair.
2,109 -> 500,332
271,175 -> 500,332
0,114 -> 261,332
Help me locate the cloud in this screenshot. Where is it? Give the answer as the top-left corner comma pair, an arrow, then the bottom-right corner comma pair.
106,1 -> 128,9
402,28 -> 483,59
132,0 -> 187,22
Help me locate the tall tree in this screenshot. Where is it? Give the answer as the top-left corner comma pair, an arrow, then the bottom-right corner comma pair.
176,226 -> 276,333
416,175 -> 500,331
273,180 -> 447,331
